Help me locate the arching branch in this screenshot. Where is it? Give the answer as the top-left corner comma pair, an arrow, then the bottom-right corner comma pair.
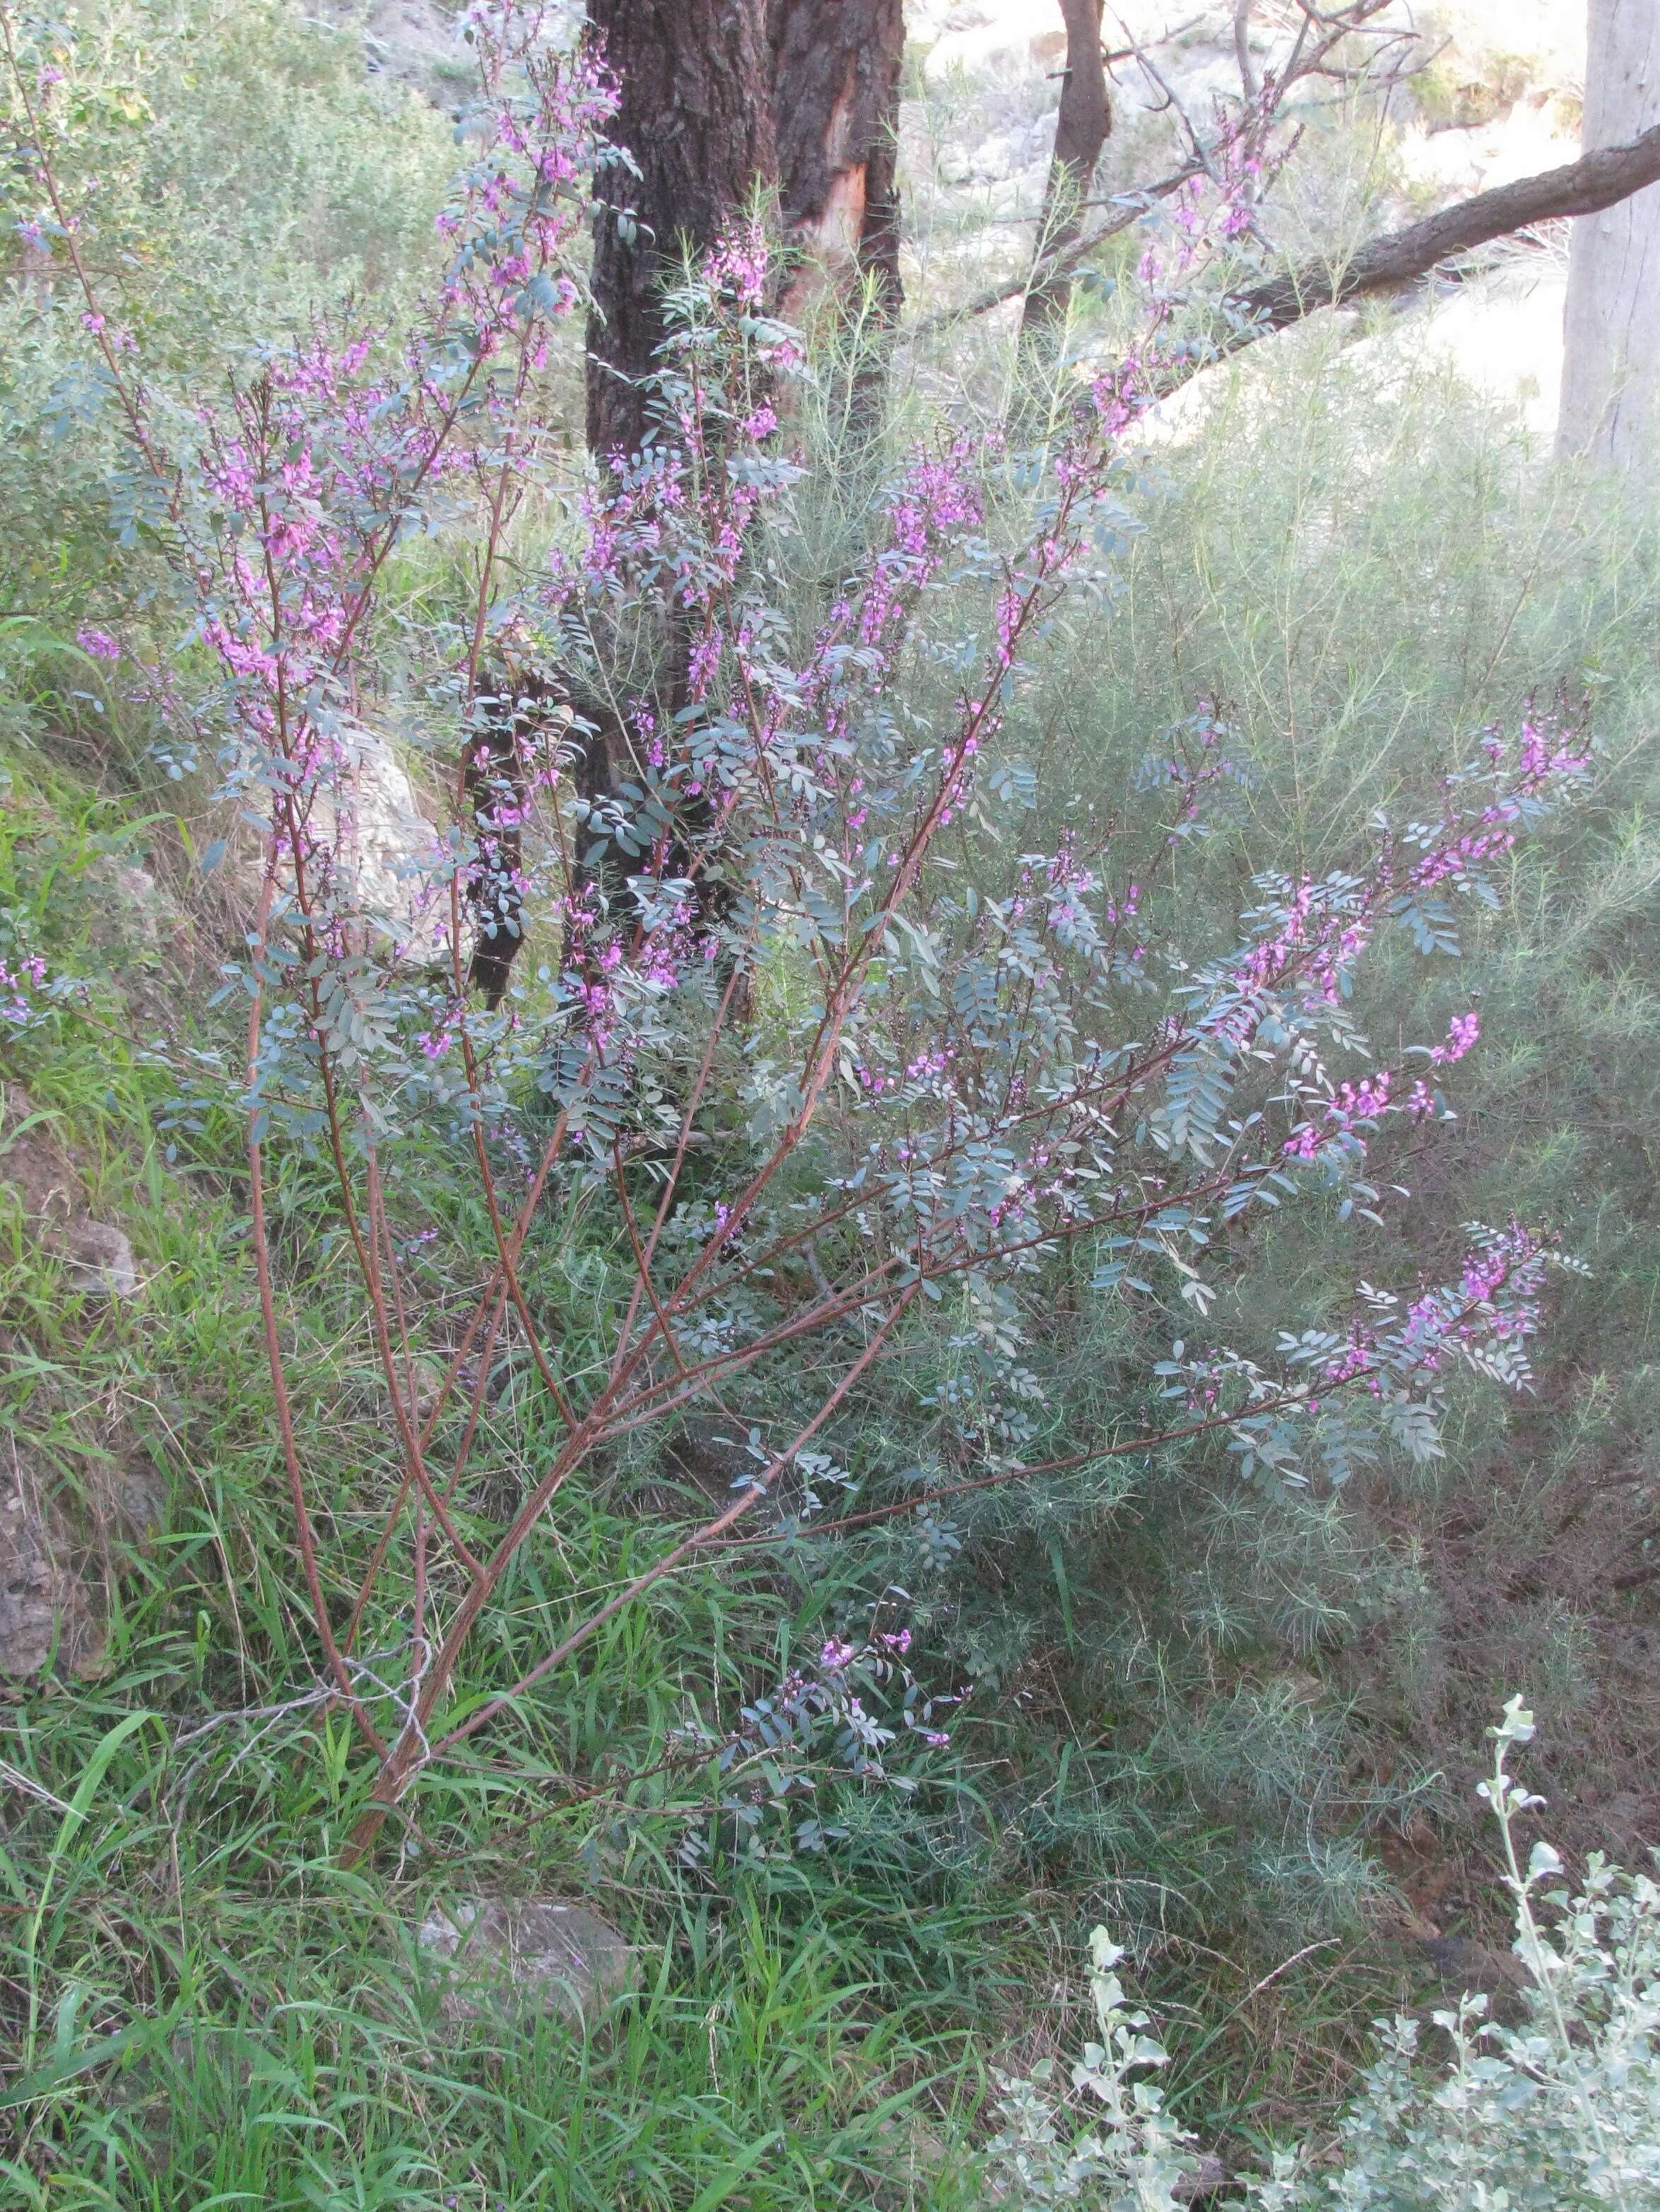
1223,121 -> 1660,343
914,0 -> 1403,344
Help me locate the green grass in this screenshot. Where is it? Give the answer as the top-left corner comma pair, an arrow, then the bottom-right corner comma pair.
5,1787 -> 987,2207
0,756 -> 1015,2205
4,9 -> 1660,2192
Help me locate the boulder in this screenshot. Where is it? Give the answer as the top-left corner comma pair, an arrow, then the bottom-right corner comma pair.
85,856 -> 187,962
230,725 -> 449,961
1175,2152 -> 1230,2203
1418,1933 -> 1530,2001
1,1089 -> 143,1300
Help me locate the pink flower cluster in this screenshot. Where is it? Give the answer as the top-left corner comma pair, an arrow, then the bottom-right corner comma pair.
1430,1010 -> 1481,1065
1283,1070 -> 1394,1160
0,952 -> 48,1027
1399,1222 -> 1549,1366
1300,1224 -> 1548,1403
1088,119 -> 1278,440
76,4 -> 623,971
703,218 -> 772,312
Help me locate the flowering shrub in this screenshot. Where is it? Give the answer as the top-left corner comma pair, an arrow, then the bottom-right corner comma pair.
0,0 -> 1596,1865
0,895 -> 74,1031
671,1611 -> 965,1866
0,947 -> 47,1028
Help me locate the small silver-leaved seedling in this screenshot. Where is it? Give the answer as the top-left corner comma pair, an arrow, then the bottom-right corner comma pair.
987,1703 -> 1660,2210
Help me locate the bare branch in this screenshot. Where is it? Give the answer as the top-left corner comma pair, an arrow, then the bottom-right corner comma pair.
910,165 -> 1199,340
1221,121 -> 1660,345
917,0 -> 1401,342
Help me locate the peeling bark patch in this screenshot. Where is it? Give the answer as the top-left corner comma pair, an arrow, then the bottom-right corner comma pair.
769,0 -> 904,312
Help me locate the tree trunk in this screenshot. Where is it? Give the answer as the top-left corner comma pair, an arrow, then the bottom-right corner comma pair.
575,0 -> 904,923
1021,0 -> 1110,338
768,0 -> 906,324
586,0 -> 907,456
1558,0 -> 1660,479
584,0 -> 777,461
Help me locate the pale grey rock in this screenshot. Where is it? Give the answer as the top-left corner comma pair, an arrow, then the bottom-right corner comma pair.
1175,2151 -> 1230,2202
418,1897 -> 636,2028
0,1483 -> 105,1680
62,1219 -> 141,1300
1,1088 -> 142,1297
86,856 -> 182,958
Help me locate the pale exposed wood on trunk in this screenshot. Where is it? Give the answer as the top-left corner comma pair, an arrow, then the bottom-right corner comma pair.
768,0 -> 905,324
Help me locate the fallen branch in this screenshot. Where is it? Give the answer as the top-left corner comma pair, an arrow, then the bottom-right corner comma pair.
1223,121 -> 1660,339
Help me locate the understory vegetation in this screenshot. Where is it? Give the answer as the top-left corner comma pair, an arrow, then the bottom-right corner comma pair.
1,3 -> 1658,2206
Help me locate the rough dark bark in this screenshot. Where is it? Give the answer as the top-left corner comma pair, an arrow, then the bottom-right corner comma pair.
1021,0 -> 1110,338
464,668 -> 706,1006
768,0 -> 906,323
584,0 -> 777,461
464,671 -> 591,1007
567,0 -> 905,1006
463,687 -> 529,1009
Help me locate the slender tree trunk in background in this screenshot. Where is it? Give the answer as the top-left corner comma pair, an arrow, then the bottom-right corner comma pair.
768,0 -> 906,324
1559,0 -> 1660,480
584,0 -> 777,461
1021,0 -> 1110,338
